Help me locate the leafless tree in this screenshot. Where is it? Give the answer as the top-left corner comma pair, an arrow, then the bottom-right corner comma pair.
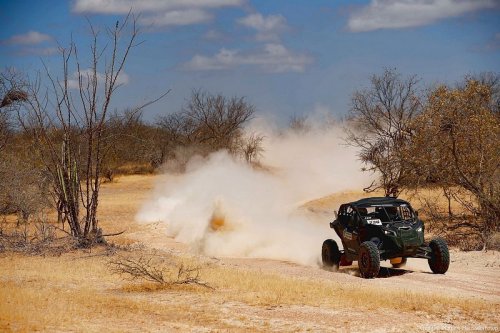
18,13 -> 164,245
155,90 -> 255,166
346,68 -> 422,197
154,111 -> 194,166
0,69 -> 28,152
288,114 -> 310,133
183,89 -> 255,151
0,111 -> 9,153
0,70 -> 47,221
237,133 -> 264,164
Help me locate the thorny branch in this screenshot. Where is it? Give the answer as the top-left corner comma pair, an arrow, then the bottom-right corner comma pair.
108,256 -> 214,289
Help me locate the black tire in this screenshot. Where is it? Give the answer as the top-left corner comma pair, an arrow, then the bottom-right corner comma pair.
322,239 -> 341,270
391,257 -> 407,269
428,238 -> 450,274
358,241 -> 380,278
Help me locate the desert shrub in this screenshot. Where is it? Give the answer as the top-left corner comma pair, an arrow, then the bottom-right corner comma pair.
410,79 -> 499,250
109,256 -> 213,289
0,155 -> 50,222
0,214 -> 77,255
418,194 -> 484,251
102,109 -> 158,181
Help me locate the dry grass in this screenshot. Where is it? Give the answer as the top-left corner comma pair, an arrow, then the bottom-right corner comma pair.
0,278 -> 222,332
0,252 -> 228,332
114,163 -> 156,175
109,252 -> 498,318
0,252 -> 499,331
1,251 -> 496,332
202,264 -> 496,317
1,174 -> 498,332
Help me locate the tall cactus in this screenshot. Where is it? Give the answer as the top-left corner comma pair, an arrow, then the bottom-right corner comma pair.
56,139 -> 80,237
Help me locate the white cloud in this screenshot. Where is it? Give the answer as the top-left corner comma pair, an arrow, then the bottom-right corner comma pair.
184,43 -> 313,73
4,31 -> 52,45
72,0 -> 244,27
72,0 -> 244,14
347,0 -> 498,32
67,69 -> 130,90
138,8 -> 212,27
238,13 -> 289,41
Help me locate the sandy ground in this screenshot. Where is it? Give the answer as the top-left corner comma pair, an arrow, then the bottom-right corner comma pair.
101,175 -> 500,332
2,174 -> 499,332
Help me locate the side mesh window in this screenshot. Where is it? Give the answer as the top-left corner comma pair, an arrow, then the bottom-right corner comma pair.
346,206 -> 354,226
338,205 -> 352,225
400,206 -> 412,220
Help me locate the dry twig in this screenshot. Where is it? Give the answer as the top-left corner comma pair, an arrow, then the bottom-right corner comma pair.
109,256 -> 213,289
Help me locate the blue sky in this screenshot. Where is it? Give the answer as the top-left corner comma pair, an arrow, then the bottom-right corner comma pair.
1,0 -> 499,124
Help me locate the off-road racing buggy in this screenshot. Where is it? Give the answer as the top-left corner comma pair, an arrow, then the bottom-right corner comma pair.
322,197 -> 450,278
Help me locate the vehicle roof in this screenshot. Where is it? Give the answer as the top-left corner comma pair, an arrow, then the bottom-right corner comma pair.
348,197 -> 411,208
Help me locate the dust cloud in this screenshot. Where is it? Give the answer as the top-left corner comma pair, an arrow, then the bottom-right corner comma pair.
136,116 -> 373,266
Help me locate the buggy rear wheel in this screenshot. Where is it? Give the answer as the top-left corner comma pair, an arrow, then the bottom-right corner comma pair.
322,239 -> 341,271
358,241 -> 380,278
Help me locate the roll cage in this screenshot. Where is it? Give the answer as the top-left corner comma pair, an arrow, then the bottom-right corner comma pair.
336,198 -> 417,229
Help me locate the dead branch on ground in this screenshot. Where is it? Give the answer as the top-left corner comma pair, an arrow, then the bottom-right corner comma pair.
108,256 -> 214,289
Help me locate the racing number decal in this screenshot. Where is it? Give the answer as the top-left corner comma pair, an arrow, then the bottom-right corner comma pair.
343,230 -> 353,240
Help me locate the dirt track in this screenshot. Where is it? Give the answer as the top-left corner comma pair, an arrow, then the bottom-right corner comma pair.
135,219 -> 500,301
99,175 -> 500,332
130,222 -> 500,332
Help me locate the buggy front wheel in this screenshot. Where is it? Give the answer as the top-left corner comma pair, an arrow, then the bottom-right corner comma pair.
428,238 -> 450,274
358,241 -> 380,278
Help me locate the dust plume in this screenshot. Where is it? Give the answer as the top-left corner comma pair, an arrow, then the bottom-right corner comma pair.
136,116 -> 373,266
